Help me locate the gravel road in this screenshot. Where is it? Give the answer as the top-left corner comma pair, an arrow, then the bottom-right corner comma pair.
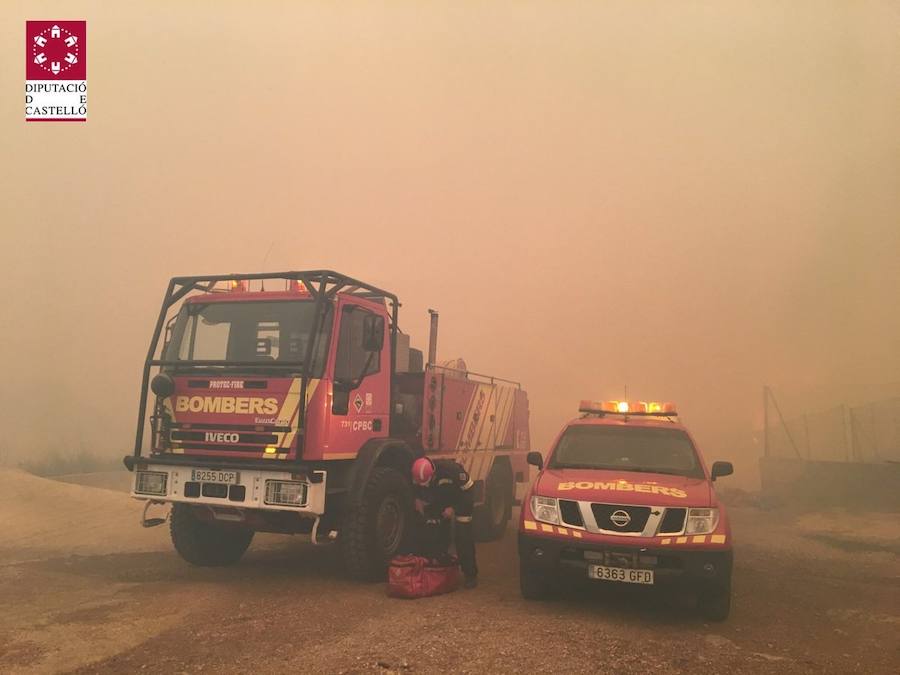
0,471 -> 897,674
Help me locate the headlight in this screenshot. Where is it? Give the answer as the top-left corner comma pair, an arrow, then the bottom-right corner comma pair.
530,496 -> 560,525
135,471 -> 168,496
685,508 -> 719,535
265,480 -> 308,507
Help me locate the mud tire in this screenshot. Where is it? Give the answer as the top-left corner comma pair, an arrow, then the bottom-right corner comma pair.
474,462 -> 513,542
169,503 -> 254,567
341,466 -> 413,581
698,578 -> 732,621
519,561 -> 551,600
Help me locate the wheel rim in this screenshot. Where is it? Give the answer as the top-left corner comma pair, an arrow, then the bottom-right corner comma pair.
376,495 -> 404,554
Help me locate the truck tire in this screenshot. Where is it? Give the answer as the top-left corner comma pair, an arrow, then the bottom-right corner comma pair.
169,503 -> 254,567
519,560 -> 551,600
341,466 -> 413,581
697,577 -> 732,621
474,462 -> 513,542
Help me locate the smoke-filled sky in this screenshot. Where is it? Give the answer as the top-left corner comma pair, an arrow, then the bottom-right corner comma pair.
1,1 -> 898,485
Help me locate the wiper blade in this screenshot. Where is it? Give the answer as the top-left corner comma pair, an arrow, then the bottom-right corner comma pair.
620,467 -> 685,476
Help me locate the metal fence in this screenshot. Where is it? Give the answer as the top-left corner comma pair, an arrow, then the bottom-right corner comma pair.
763,387 -> 900,463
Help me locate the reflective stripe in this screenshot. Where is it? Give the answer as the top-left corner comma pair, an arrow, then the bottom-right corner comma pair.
572,531 -> 582,539
524,520 -> 537,530
460,479 -> 474,491
455,515 -> 473,523
692,535 -> 707,544
540,524 -> 553,533
710,534 -> 727,544
676,536 -> 687,544
437,478 -> 453,486
660,538 -> 671,545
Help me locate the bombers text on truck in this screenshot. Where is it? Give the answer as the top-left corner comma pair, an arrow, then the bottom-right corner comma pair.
126,271 -> 531,579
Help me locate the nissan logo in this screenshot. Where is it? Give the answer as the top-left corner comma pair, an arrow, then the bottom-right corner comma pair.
610,510 -> 631,527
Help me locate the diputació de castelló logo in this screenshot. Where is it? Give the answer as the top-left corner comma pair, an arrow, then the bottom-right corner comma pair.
25,21 -> 87,122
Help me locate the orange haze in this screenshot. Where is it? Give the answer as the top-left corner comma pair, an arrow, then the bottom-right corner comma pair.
1,2 -> 898,487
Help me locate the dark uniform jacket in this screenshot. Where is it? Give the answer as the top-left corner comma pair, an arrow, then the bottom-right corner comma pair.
413,459 -> 474,520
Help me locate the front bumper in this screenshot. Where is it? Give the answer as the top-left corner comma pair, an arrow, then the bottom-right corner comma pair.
131,463 -> 327,515
518,531 -> 733,589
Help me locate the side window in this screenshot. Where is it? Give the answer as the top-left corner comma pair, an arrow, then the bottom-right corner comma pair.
334,306 -> 381,382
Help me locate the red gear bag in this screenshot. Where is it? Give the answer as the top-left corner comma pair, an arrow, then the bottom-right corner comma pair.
387,554 -> 460,599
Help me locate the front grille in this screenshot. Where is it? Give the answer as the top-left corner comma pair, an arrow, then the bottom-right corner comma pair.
659,508 -> 686,534
559,500 -> 584,527
171,430 -> 279,445
591,504 -> 650,533
171,422 -> 292,432
174,444 -> 278,454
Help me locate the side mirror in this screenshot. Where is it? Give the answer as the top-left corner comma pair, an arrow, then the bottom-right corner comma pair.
711,461 -> 733,481
362,314 -> 385,352
527,451 -> 544,471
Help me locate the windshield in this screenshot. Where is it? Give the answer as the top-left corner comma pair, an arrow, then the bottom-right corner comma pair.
548,424 -> 704,478
164,300 -> 332,376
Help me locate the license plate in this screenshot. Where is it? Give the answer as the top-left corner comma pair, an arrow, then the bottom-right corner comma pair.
588,564 -> 654,585
191,469 -> 239,485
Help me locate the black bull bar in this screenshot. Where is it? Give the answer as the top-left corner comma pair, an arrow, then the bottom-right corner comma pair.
124,270 -> 399,472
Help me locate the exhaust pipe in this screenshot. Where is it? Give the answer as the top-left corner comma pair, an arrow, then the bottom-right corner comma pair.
427,309 -> 439,366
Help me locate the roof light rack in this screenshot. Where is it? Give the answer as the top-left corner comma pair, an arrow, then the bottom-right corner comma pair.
578,399 -> 677,416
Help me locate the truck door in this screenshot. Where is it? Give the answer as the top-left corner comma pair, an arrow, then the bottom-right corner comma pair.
326,299 -> 390,456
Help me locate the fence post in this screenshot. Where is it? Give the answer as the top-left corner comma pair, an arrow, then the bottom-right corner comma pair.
768,386 -> 802,459
803,413 -> 811,459
841,404 -> 850,462
763,385 -> 769,458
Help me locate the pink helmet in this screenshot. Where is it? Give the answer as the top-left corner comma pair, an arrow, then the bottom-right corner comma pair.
411,457 -> 434,486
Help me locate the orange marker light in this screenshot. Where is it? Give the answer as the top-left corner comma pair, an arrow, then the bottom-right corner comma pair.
579,398 -> 678,416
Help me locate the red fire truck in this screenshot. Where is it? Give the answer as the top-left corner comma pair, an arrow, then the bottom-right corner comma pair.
126,271 -> 530,579
518,399 -> 734,620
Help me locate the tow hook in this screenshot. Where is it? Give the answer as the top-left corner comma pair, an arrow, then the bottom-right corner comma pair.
310,517 -> 338,545
141,500 -> 168,528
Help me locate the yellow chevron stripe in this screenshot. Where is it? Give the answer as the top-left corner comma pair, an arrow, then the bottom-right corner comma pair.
277,378 -> 319,452
495,385 -> 516,448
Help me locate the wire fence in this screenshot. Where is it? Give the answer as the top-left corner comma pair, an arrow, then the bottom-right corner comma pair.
764,390 -> 900,463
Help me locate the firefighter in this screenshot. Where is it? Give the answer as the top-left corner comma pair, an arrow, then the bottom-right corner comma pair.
411,456 -> 478,588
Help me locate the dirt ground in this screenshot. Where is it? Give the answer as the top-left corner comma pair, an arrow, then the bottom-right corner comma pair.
0,469 -> 897,674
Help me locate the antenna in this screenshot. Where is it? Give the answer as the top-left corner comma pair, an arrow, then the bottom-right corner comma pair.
259,241 -> 275,291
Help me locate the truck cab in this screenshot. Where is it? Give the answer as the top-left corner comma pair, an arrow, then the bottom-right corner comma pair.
127,271 -> 530,579
518,399 -> 734,620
